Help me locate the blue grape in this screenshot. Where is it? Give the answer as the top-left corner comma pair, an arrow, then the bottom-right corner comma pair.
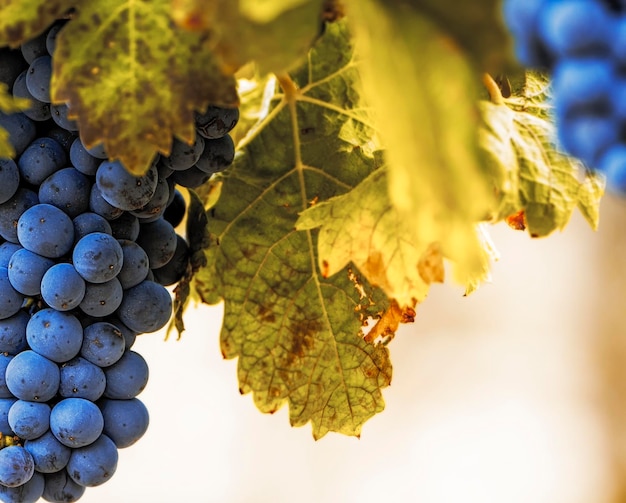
5,350 -> 59,402
72,232 -> 123,283
81,322 -> 125,367
66,434 -> 118,487
95,160 -> 158,211
40,263 -> 86,312
72,212 -> 112,242
551,57 -> 613,114
7,248 -> 55,296
78,278 -> 123,317
42,470 -> 85,502
108,212 -> 139,241
17,137 -> 67,186
0,266 -> 25,320
0,353 -> 13,397
88,184 -> 123,221
163,188 -> 186,228
99,398 -> 149,448
537,0 -> 614,58
136,218 -> 177,269
7,400 -> 51,440
170,165 -> 211,188
103,350 -> 149,399
24,431 -> 71,474
59,357 -> 106,401
556,112 -> 619,166
0,188 -> 38,243
195,105 -> 239,139
0,242 -> 21,267
26,308 -> 83,363
38,167 -> 91,218
45,21 -> 66,56
161,136 -> 205,171
106,316 -> 137,350
116,280 -> 172,333
50,104 -> 78,132
0,471 -> 44,503
194,134 -> 235,175
45,127 -> 77,156
50,398 -> 104,448
0,159 -> 21,205
0,310 -> 28,354
20,30 -> 47,63
11,70 -> 51,122
25,55 -> 52,103
0,113 -> 36,157
0,397 -> 17,435
69,137 -> 101,176
0,446 -> 34,488
17,203 -> 74,259
130,176 -> 169,220
117,239 -> 149,289
152,234 -> 189,286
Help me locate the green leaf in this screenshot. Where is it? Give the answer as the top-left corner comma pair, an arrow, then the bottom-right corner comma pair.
195,20 -> 392,439
480,100 -> 604,236
0,82 -> 32,158
297,167 -> 454,308
51,0 -> 238,175
0,0 -> 73,47
344,0 -> 496,286
172,0 -> 325,74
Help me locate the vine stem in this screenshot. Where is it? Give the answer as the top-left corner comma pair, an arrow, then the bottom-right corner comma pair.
482,73 -> 504,105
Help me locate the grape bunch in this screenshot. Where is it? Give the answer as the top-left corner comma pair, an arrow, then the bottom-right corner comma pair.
502,0 -> 626,194
0,18 -> 238,503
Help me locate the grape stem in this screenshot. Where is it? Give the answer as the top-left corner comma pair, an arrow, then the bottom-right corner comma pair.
275,73 -> 300,104
482,73 -> 504,105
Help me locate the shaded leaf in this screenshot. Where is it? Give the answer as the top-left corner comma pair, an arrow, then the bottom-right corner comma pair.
481,100 -> 604,236
0,0 -> 73,47
172,0 -> 325,74
297,167 -> 460,308
345,0 -> 496,286
51,0 -> 238,175
195,20 -> 392,439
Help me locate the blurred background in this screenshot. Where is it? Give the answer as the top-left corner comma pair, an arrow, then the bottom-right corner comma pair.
82,193 -> 626,503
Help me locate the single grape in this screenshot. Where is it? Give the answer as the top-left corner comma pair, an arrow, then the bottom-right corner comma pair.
69,137 -> 101,176
7,248 -> 55,296
116,280 -> 172,333
72,212 -> 113,242
72,232 -> 124,283
17,203 -> 75,259
0,310 -> 28,354
7,400 -> 51,440
26,308 -> 83,363
0,112 -> 36,157
50,398 -> 104,448
78,278 -> 123,317
136,217 -> 177,269
0,188 -> 39,244
59,356 -> 106,401
12,70 -> 51,122
0,159 -> 21,205
95,160 -> 158,211
81,322 -> 126,367
0,445 -> 35,488
20,30 -> 48,63
103,350 -> 149,399
25,55 -> 52,103
17,137 -> 67,186
0,471 -> 44,503
66,434 -> 118,487
24,431 -> 72,474
5,350 -> 60,402
152,234 -> 189,286
38,167 -> 92,218
99,398 -> 149,448
160,136 -> 205,171
89,184 -> 124,221
195,105 -> 239,139
163,188 -> 186,228
116,239 -> 149,289
194,134 -> 235,175
40,263 -> 86,312
0,242 -> 21,267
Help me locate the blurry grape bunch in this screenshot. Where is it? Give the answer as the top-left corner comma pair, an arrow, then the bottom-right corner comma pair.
0,15 -> 238,503
503,0 -> 626,194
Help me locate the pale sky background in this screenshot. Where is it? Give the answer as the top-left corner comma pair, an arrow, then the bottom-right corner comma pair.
79,195 -> 626,503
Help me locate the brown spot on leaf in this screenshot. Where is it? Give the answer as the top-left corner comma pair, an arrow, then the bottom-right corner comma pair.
417,242 -> 445,284
364,299 -> 417,344
506,209 -> 526,231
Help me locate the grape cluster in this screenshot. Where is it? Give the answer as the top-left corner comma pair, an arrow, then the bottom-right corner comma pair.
0,19 -> 238,503
502,0 -> 626,194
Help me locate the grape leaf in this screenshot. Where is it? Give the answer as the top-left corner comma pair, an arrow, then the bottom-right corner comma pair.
0,0 -> 73,47
480,100 -> 605,236
296,167 -> 459,308
50,0 -> 238,175
195,20 -> 393,439
172,0 -> 325,74
344,0 -> 497,288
